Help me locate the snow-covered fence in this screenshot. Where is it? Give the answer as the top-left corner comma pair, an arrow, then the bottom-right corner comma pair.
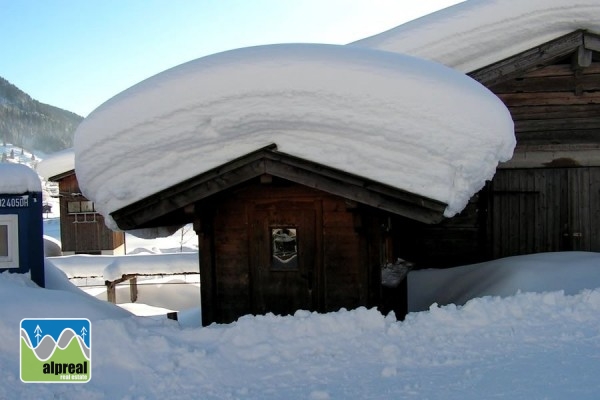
46,252 -> 199,303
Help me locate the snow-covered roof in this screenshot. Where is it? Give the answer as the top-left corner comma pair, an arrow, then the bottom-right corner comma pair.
74,43 -> 514,231
35,148 -> 75,179
351,0 -> 600,72
0,163 -> 41,193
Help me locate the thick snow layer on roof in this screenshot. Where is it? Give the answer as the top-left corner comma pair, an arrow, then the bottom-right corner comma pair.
351,0 -> 600,72
35,148 -> 74,179
75,43 -> 514,231
0,163 -> 41,193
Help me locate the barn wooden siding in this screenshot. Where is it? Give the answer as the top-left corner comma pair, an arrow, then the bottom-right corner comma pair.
489,167 -> 600,258
487,57 -> 600,257
195,179 -> 384,325
491,63 -> 600,148
57,173 -> 125,254
392,52 -> 600,268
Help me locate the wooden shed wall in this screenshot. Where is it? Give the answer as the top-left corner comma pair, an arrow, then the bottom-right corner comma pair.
58,174 -> 125,253
196,179 -> 383,325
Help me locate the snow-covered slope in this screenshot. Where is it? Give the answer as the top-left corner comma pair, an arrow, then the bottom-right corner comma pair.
75,43 -> 514,232
351,0 -> 600,72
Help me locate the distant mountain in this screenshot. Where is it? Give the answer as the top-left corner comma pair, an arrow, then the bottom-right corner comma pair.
0,76 -> 83,154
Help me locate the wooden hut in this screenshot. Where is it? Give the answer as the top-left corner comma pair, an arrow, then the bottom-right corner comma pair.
111,144 -> 446,325
398,30 -> 600,267
49,169 -> 125,255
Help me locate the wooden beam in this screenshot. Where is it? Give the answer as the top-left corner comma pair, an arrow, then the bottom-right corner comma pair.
262,158 -> 445,224
492,73 -> 600,93
112,144 -> 446,229
496,91 -> 600,106
572,45 -> 593,69
470,30 -> 585,86
584,32 -> 600,53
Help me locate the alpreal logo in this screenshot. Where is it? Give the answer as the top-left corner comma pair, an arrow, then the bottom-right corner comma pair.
20,318 -> 91,383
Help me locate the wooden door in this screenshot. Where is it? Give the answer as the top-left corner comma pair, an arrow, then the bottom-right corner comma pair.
489,167 -> 600,258
249,201 -> 317,316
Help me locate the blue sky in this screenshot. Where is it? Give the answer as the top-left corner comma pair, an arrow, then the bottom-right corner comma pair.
3,0 -> 461,117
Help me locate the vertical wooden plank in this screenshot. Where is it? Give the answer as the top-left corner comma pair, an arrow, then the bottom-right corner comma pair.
195,213 -> 216,327
490,170 -> 505,258
313,199 -> 324,313
545,169 -> 560,251
568,168 -> 591,251
534,169 -> 546,253
508,170 -> 521,256
518,170 -> 529,255
590,167 -> 600,251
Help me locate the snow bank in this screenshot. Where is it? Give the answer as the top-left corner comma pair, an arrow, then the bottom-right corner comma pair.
103,252 -> 198,281
35,147 -> 74,179
4,272 -> 600,398
0,163 -> 41,193
75,43 -> 514,232
409,251 -> 600,311
46,252 -> 198,280
351,0 -> 600,72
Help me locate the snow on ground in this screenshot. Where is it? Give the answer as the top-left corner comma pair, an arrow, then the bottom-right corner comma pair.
410,251 -> 600,311
2,251 -> 600,398
351,0 -> 600,72
75,43 -> 515,233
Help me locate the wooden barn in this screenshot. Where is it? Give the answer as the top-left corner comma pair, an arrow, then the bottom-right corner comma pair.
111,144 -> 446,325
396,29 -> 600,267
49,169 -> 125,255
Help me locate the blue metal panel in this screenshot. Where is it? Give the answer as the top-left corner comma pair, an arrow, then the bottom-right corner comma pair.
0,192 -> 45,287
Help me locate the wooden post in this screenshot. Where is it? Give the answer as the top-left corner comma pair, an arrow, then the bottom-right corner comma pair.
106,281 -> 116,303
129,276 -> 138,303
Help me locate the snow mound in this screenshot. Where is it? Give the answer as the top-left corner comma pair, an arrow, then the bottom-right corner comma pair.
351,0 -> 600,72
75,43 -> 514,231
0,163 -> 41,193
409,251 -> 600,311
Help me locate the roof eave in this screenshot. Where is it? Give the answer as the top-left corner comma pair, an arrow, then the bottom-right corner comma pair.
111,144 -> 446,230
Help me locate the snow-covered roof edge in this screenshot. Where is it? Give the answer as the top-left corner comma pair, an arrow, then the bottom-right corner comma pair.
0,163 -> 42,193
75,43 -> 514,234
350,0 -> 600,72
36,148 -> 75,180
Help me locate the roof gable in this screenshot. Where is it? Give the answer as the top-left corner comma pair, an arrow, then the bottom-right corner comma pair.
469,30 -> 600,86
111,144 -> 446,230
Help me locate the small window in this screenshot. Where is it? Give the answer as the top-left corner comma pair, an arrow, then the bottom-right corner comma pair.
80,201 -> 94,213
271,227 -> 298,270
67,201 -> 81,213
0,225 -> 8,257
0,215 -> 19,269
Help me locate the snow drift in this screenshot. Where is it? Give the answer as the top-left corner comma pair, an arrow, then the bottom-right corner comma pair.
74,43 -> 514,233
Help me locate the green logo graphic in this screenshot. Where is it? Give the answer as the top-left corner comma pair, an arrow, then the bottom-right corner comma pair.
20,318 -> 91,383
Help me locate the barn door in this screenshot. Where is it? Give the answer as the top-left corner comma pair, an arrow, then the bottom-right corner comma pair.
489,167 -> 600,258
249,202 -> 317,316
